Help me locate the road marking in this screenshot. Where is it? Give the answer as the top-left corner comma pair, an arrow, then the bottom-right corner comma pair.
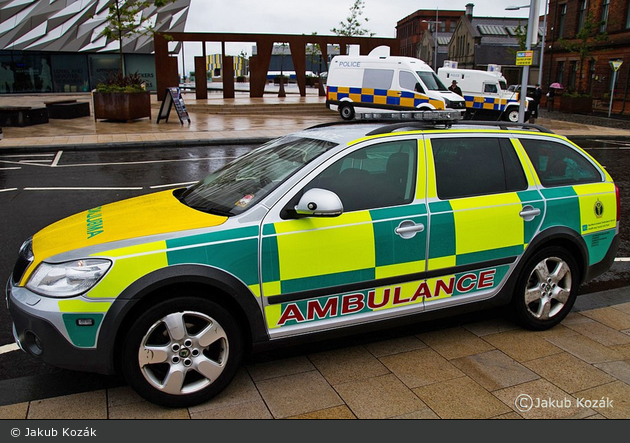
0,167 -> 21,170
24,187 -> 144,191
19,159 -> 53,163
0,188 -> 18,193
0,153 -> 55,158
615,258 -> 630,262
588,139 -> 630,146
51,150 -> 63,167
0,343 -> 19,355
150,181 -> 197,189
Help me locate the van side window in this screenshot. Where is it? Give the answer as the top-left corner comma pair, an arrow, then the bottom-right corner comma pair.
363,69 -> 394,90
520,138 -> 602,187
399,71 -> 419,91
306,140 -> 417,212
432,137 -> 527,200
484,83 -> 498,93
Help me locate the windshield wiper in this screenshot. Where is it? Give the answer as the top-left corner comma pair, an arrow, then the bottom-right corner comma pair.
186,204 -> 233,217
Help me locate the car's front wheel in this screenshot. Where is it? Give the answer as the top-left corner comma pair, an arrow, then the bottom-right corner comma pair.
121,296 -> 243,408
505,108 -> 520,122
512,247 -> 579,330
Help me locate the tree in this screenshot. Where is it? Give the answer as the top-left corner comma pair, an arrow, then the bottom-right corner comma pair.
331,0 -> 375,37
559,12 -> 608,95
100,0 -> 175,76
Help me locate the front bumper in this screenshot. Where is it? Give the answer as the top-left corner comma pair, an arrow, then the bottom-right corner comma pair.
6,279 -> 128,375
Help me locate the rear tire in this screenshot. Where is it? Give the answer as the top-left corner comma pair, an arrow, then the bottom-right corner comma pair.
505,108 -> 520,122
339,103 -> 355,120
121,296 -> 243,408
511,247 -> 579,330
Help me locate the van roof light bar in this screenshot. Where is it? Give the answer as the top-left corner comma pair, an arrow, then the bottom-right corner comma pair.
355,110 -> 465,123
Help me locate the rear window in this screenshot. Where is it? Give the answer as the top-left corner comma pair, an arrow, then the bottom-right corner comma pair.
520,138 -> 602,187
432,137 -> 527,200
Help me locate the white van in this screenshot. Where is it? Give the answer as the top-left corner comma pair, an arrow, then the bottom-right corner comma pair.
326,46 -> 466,120
437,65 -> 530,122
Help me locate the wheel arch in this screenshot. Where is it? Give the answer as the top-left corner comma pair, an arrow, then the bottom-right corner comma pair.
98,264 -> 268,374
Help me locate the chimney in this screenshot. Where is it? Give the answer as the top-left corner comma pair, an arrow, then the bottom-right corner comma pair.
465,3 -> 474,19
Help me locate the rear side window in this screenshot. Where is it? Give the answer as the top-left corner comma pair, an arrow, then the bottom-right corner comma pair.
363,69 -> 394,90
432,137 -> 527,200
520,138 -> 602,187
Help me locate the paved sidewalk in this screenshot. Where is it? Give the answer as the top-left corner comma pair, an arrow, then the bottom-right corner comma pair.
1,93 -> 630,153
1,287 -> 629,420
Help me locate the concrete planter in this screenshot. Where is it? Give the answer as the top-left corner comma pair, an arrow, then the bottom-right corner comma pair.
93,91 -> 151,121
559,95 -> 593,115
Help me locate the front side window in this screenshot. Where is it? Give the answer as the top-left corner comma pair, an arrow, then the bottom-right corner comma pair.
399,70 -> 419,91
484,83 -> 498,93
432,137 -> 527,200
416,71 -> 448,91
520,139 -> 602,187
305,140 -> 418,212
180,136 -> 337,216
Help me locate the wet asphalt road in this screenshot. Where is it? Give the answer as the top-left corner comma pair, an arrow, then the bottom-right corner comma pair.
0,138 -> 628,404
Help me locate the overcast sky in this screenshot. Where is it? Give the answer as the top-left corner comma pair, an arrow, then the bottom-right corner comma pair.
178,0 -> 545,74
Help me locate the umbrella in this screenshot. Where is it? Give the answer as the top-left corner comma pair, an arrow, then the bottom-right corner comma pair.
549,82 -> 564,89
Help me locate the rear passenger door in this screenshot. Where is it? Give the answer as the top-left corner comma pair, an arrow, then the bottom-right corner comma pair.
423,134 -> 545,309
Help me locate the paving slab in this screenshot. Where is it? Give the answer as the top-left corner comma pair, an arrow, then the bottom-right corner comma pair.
308,345 -> 390,386
523,352 -> 616,393
364,335 -> 427,358
574,381 -> 630,419
108,400 -> 190,419
581,307 -> 630,331
246,356 -> 315,382
481,329 -> 564,362
413,376 -> 511,419
451,350 -> 539,391
379,348 -> 465,389
546,334 -> 625,364
416,326 -> 495,360
0,402 -> 28,419
190,399 -> 272,420
334,373 -> 427,419
287,405 -> 357,419
27,390 -> 107,420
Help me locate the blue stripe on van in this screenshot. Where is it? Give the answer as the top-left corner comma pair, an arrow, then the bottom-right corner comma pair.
349,87 -> 362,94
361,95 -> 374,103
374,89 -> 388,96
386,96 -> 400,105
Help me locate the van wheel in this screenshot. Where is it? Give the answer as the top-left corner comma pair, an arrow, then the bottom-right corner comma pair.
512,247 -> 579,330
121,296 -> 243,408
505,109 -> 520,122
339,103 -> 355,120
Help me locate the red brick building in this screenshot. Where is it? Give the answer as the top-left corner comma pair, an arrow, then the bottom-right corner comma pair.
543,0 -> 630,114
396,9 -> 465,57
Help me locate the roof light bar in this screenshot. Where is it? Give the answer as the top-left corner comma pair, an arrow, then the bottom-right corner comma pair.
355,110 -> 465,122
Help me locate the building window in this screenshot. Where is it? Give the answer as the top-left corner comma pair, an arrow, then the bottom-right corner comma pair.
557,61 -> 565,84
578,0 -> 587,31
588,59 -> 596,93
450,21 -> 457,32
558,4 -> 567,38
440,21 -> 446,32
601,0 -> 610,32
569,61 -> 577,90
626,0 -> 630,29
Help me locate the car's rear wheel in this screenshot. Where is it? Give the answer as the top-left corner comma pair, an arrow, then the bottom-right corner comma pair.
512,247 -> 579,330
339,103 -> 355,120
121,296 -> 243,408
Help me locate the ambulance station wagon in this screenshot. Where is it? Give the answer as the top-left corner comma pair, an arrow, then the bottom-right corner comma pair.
7,115 -> 620,407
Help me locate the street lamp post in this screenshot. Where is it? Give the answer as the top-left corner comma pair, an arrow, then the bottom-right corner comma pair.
422,9 -> 441,69
507,2 -> 548,87
507,0 -> 541,123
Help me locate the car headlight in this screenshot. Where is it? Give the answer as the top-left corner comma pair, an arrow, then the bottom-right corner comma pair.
26,259 -> 111,298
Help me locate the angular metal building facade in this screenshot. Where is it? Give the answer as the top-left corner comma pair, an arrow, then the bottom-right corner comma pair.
0,0 -> 190,93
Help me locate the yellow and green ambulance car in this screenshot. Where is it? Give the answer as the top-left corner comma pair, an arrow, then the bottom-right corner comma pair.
7,116 -> 620,407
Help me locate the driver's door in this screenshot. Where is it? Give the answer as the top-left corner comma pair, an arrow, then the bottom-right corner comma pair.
259,138 -> 429,337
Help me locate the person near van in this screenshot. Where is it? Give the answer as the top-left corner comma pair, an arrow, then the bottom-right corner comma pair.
547,86 -> 556,112
448,80 -> 463,96
529,84 -> 543,123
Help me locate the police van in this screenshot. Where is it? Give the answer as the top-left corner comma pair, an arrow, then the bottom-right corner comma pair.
326,46 -> 466,120
7,113 -> 619,407
437,63 -> 530,122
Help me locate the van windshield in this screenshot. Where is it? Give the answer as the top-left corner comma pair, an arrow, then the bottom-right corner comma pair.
417,71 -> 448,91
499,80 -> 508,90
179,136 -> 337,216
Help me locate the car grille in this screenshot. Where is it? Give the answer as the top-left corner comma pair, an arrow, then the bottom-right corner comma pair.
12,240 -> 33,284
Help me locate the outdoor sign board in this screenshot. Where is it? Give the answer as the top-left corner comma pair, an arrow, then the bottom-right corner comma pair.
157,87 -> 191,124
516,51 -> 534,66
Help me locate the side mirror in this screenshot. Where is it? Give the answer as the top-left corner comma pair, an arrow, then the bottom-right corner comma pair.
295,188 -> 343,217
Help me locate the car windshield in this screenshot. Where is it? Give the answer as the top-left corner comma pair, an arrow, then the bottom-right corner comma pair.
179,136 -> 337,216
417,71 -> 448,91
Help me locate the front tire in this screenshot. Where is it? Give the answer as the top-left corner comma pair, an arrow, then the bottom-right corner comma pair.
505,108 -> 520,122
339,103 -> 355,120
121,296 -> 243,408
512,247 -> 579,330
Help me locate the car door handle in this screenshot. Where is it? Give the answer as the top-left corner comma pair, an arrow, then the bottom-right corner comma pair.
395,221 -> 425,239
519,206 -> 541,221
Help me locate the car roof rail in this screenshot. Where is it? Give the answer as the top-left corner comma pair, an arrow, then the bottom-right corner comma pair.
365,120 -> 554,137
